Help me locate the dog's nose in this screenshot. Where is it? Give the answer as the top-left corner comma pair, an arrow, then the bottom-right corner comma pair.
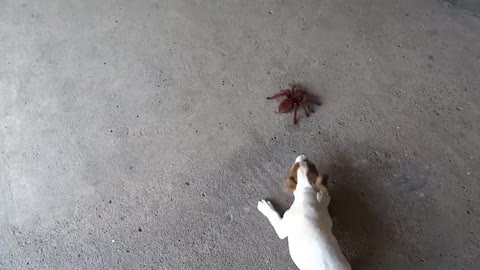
295,154 -> 307,163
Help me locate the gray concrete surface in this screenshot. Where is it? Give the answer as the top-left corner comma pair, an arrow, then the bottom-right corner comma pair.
1,0 -> 479,269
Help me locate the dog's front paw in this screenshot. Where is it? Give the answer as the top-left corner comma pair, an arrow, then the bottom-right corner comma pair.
257,199 -> 275,216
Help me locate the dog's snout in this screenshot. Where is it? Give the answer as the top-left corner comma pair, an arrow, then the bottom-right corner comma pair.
295,154 -> 307,163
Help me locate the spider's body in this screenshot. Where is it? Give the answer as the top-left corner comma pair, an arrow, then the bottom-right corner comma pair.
267,83 -> 321,124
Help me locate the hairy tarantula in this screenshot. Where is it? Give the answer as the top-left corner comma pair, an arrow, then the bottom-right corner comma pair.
266,83 -> 321,124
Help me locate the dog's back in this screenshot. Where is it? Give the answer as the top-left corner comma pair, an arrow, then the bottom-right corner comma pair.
286,191 -> 350,270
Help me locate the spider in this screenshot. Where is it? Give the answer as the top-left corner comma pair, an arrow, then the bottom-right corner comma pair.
266,83 -> 321,124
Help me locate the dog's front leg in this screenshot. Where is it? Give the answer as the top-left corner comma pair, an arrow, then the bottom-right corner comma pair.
316,185 -> 331,209
257,200 -> 288,239
316,187 -> 333,229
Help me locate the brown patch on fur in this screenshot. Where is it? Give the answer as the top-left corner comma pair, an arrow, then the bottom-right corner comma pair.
285,163 -> 300,192
306,161 -> 319,184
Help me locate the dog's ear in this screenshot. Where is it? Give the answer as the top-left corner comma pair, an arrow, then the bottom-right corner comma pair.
285,176 -> 297,193
285,163 -> 300,193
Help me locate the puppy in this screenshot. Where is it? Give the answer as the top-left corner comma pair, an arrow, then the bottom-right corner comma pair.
257,154 -> 351,270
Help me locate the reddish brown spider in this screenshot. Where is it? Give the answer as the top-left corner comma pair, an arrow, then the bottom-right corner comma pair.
266,83 -> 321,124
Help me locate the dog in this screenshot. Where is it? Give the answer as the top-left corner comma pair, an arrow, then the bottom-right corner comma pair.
257,154 -> 351,270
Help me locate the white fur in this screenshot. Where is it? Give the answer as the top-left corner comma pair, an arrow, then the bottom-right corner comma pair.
258,155 -> 351,270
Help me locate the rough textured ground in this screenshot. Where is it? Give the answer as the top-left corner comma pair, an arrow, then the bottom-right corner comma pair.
1,0 -> 479,269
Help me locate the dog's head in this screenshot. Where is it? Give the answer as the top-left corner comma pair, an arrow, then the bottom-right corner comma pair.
285,154 -> 326,193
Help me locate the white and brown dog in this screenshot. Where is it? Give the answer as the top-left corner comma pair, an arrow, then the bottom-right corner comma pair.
258,154 -> 351,270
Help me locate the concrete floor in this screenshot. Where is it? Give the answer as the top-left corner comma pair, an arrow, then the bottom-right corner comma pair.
1,0 -> 479,269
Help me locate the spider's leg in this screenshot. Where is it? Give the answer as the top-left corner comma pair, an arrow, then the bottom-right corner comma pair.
308,103 -> 315,113
303,103 -> 311,117
293,103 -> 298,124
308,96 -> 322,106
266,90 -> 288,100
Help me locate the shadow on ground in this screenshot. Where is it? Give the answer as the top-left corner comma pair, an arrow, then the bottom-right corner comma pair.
324,153 -> 392,270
